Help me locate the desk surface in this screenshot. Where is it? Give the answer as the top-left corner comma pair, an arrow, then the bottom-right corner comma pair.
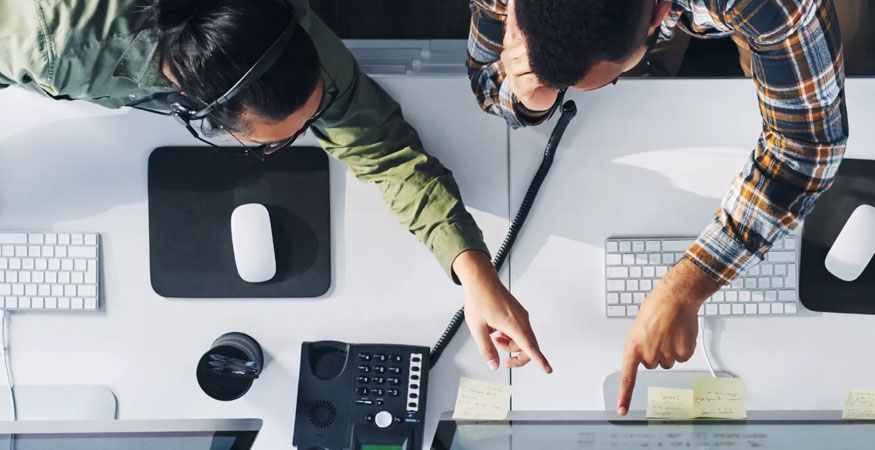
0,77 -> 510,449
508,79 -> 875,413
1,76 -> 873,450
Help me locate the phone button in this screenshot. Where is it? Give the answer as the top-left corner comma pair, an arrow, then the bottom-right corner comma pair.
375,411 -> 393,429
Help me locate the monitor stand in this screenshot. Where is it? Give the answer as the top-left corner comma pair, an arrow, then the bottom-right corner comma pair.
603,371 -> 734,412
0,386 -> 116,420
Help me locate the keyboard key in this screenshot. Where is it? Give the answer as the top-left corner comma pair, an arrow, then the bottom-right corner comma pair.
785,303 -> 797,314
607,293 -> 619,304
630,266 -> 643,278
58,298 -> 71,309
38,285 -> 50,296
607,267 -> 628,278
28,234 -> 44,245
68,247 -> 96,258
744,278 -> 756,289
606,241 -> 619,253
4,298 -> 16,309
41,246 -> 54,257
731,279 -> 744,289
11,285 -> 23,296
51,285 -> 63,297
778,290 -> 796,301
785,237 -> 796,250
619,241 -> 631,252
72,272 -> 84,284
646,241 -> 660,252
620,293 -> 632,304
745,303 -> 757,314
77,285 -> 96,297
752,291 -> 764,302
84,234 -> 97,246
71,234 -> 84,245
635,254 -> 647,265
24,285 -> 36,296
748,265 -> 760,276
22,259 -> 34,270
712,292 -> 725,302
705,304 -> 718,315
607,306 -> 627,317
74,259 -> 87,271
785,274 -> 797,288
758,304 -> 770,314
758,278 -> 770,289
767,251 -> 796,263
607,280 -> 625,291
0,247 -> 12,257
662,253 -> 674,264
626,280 -> 639,291
662,240 -> 692,252
656,266 -> 668,277
84,298 -> 97,310
71,298 -> 84,310
648,254 -> 660,265
622,254 -> 634,265
59,272 -> 71,284
739,291 -> 751,302
32,272 -> 43,283
45,298 -> 57,309
55,247 -> 67,258
772,303 -> 785,314
0,233 -> 27,244
642,267 -> 655,279
633,293 -> 645,304
61,259 -> 74,271
719,304 -> 731,315
640,280 -> 652,291
761,265 -> 774,276
632,241 -> 645,252
48,259 -> 60,271
14,246 -> 26,257
5,272 -> 16,283
32,297 -> 43,309
0,259 -> 6,270
606,254 -> 622,265
18,297 -> 30,309
19,272 -> 31,283
58,234 -> 70,245
628,305 -> 639,316
9,259 -> 20,270
765,291 -> 777,302
28,246 -> 40,257
44,234 -> 57,245
732,304 -> 744,314
64,285 -> 76,297
726,291 -> 738,302
0,286 -> 9,296
46,272 -> 57,283
772,277 -> 784,288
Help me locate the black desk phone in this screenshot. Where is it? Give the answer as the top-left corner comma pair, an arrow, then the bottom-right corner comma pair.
293,341 -> 429,450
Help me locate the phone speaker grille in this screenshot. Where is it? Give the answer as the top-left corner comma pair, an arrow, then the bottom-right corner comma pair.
308,400 -> 338,428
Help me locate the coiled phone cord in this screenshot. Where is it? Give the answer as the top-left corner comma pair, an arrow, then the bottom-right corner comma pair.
430,100 -> 579,368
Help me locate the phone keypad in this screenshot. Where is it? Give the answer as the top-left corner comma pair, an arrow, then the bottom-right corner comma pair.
356,352 -> 408,404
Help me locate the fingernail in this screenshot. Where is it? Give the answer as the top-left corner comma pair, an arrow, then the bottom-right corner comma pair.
617,406 -> 628,416
488,359 -> 499,371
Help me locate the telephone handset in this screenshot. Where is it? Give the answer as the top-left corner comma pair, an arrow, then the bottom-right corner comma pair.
293,341 -> 429,450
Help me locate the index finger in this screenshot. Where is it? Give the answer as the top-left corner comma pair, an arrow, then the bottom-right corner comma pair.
617,346 -> 640,416
503,322 -> 552,374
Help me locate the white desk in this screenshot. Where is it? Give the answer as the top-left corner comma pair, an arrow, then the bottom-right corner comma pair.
508,79 -> 875,412
0,77 -> 510,449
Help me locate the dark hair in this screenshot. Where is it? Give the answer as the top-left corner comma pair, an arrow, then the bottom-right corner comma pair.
515,0 -> 652,88
136,0 -> 321,133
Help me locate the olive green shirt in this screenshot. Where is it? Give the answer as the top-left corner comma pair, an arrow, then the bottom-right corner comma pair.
0,0 -> 489,279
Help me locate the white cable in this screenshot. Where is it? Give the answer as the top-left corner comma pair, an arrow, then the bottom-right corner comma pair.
1,312 -> 16,422
699,316 -> 717,378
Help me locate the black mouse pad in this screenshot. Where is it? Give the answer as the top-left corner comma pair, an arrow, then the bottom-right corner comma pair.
148,146 -> 330,298
800,159 -> 875,314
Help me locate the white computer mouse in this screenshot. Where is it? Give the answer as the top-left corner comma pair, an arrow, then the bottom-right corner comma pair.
824,204 -> 875,282
230,203 -> 277,283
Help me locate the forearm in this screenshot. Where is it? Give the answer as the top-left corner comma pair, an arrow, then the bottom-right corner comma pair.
453,250 -> 500,288
657,258 -> 722,307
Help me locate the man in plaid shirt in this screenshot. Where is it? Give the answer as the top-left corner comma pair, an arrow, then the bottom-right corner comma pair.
467,0 -> 848,414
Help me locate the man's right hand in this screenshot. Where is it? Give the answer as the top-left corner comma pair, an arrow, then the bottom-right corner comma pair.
501,0 -> 560,113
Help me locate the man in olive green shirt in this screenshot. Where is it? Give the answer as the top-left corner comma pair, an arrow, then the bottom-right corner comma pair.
0,0 -> 551,373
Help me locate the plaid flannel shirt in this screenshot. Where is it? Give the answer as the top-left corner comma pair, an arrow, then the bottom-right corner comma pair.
467,0 -> 848,285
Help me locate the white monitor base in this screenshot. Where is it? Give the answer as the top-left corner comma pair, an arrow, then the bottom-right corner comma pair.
603,370 -> 734,412
0,386 -> 116,421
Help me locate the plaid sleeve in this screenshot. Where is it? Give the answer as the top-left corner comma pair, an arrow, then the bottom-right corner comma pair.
466,0 -> 552,128
686,0 -> 849,284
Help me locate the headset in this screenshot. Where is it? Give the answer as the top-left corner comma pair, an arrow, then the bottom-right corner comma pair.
168,18 -> 298,138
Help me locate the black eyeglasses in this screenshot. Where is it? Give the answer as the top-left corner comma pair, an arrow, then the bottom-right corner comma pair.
190,70 -> 340,161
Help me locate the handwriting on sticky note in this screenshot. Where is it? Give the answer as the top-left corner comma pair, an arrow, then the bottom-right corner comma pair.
693,377 -> 746,419
843,389 -> 875,420
452,377 -> 511,421
647,387 -> 695,419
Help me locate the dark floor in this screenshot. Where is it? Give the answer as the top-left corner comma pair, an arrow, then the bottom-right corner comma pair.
311,0 -> 875,77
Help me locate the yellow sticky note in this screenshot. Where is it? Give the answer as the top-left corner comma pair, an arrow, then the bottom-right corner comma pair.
843,389 -> 875,420
452,377 -> 511,421
647,387 -> 695,419
693,377 -> 747,419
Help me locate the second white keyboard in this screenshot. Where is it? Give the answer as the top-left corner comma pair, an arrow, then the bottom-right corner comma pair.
605,235 -> 799,318
0,231 -> 100,311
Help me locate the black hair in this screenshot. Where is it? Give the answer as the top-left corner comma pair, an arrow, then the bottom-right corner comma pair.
515,0 -> 652,88
136,0 -> 321,133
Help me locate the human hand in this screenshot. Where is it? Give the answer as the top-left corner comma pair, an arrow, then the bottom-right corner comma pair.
501,0 -> 560,112
616,258 -> 720,415
453,250 -> 552,373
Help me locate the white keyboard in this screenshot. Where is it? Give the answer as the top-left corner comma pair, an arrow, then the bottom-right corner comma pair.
604,236 -> 799,318
0,232 -> 100,311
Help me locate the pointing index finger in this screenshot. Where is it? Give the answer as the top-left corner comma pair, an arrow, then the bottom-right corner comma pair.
617,347 -> 640,416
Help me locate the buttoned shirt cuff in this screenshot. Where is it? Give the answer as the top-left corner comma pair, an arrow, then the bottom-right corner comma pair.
430,223 -> 492,285
684,220 -> 761,286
